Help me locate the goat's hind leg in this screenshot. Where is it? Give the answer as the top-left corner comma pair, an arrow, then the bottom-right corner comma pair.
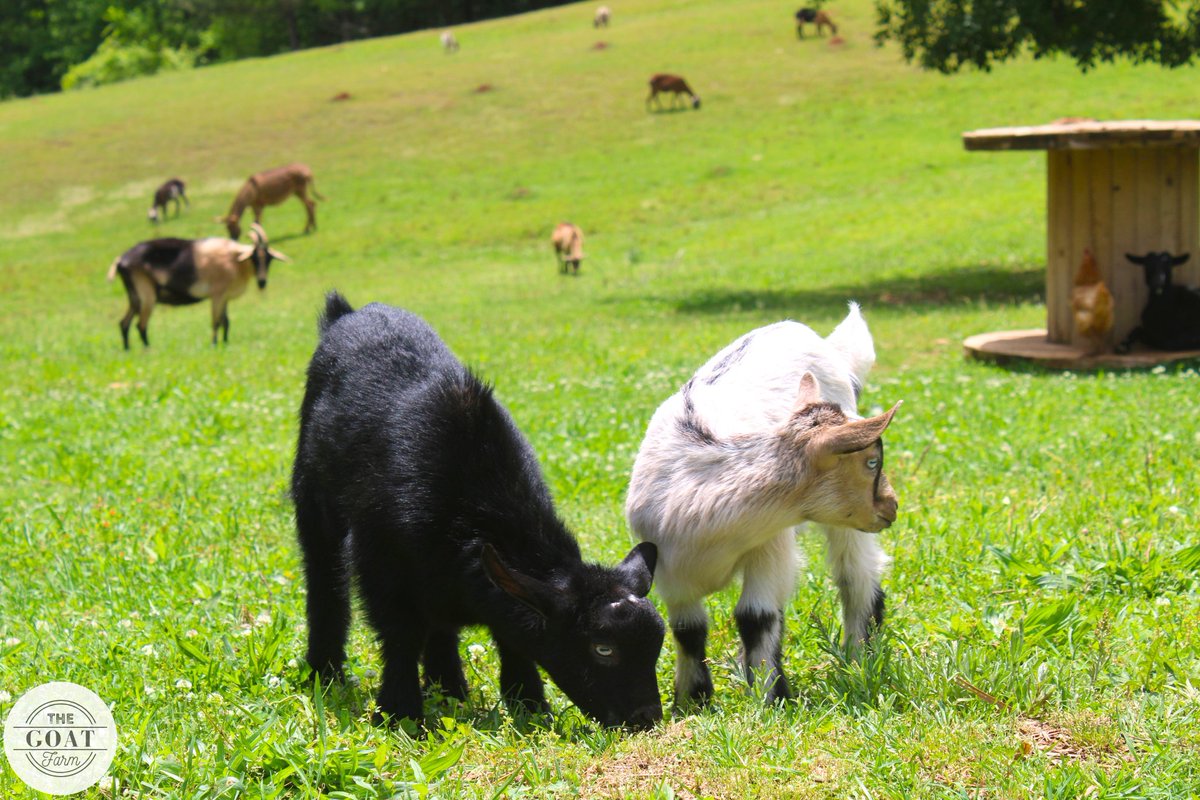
666,597 -> 714,709
735,531 -> 797,703
824,526 -> 888,649
293,483 -> 353,681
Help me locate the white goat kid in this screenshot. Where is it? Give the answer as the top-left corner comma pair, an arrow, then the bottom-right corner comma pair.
625,303 -> 900,707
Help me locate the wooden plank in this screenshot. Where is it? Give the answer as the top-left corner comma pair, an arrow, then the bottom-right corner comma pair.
1083,149 -> 1113,349
964,329 -> 1200,369
1046,150 -> 1072,343
1161,146 -> 1181,254
1128,150 -> 1162,342
1059,150 -> 1094,344
1109,149 -> 1139,352
1178,149 -> 1200,291
963,120 -> 1200,151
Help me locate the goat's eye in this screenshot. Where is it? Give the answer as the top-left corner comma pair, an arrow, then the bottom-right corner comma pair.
866,458 -> 879,470
593,644 -> 615,658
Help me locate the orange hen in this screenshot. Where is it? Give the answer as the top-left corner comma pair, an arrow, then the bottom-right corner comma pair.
1072,248 -> 1114,353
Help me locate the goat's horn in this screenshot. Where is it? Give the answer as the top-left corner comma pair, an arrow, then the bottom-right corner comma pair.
268,248 -> 290,263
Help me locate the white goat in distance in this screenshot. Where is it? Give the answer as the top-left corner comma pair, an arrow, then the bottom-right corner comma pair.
625,303 -> 901,707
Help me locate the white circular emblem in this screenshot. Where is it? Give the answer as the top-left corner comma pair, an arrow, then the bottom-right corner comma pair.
3,682 -> 117,795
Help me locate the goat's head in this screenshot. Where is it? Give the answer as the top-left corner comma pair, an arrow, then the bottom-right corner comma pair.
214,215 -> 242,240
481,542 -> 665,731
1127,252 -> 1189,294
246,223 -> 290,288
783,373 -> 900,532
147,207 -> 159,223
691,95 -> 701,110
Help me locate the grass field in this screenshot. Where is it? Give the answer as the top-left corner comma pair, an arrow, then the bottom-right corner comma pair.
1,0 -> 1199,796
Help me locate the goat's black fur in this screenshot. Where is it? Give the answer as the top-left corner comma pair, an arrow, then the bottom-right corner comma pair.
1117,252 -> 1200,353
292,292 -> 665,729
149,178 -> 188,222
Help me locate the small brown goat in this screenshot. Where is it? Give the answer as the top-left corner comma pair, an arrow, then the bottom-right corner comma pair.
216,163 -> 324,240
646,74 -> 700,111
552,223 -> 585,275
795,8 -> 837,38
148,178 -> 188,223
107,223 -> 289,348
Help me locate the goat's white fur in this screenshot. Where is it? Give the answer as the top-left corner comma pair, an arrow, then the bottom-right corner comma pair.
626,303 -> 893,701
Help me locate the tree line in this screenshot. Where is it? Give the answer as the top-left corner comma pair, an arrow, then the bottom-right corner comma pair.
5,0 -> 1200,99
0,0 -> 574,98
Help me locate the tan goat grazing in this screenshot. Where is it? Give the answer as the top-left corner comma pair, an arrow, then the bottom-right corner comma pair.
646,74 -> 700,111
551,223 -> 585,275
217,163 -> 323,240
107,223 -> 289,348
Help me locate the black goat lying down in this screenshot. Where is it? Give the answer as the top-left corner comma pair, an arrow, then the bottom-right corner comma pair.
1117,252 -> 1200,353
292,293 -> 665,729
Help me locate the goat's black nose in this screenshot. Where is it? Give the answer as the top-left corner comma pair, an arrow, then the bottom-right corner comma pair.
257,279 -> 267,290
627,703 -> 662,731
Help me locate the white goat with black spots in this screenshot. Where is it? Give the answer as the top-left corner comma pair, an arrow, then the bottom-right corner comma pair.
625,303 -> 901,707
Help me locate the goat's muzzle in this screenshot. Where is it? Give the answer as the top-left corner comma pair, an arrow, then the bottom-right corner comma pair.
257,278 -> 267,290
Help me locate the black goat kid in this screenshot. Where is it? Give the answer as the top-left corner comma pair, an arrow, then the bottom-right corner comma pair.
1117,252 -> 1200,352
292,293 -> 665,730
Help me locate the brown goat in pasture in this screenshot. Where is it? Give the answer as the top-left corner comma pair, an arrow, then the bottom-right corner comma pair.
646,74 -> 700,111
552,222 -> 585,275
107,223 -> 289,348
795,8 -> 837,38
216,163 -> 323,240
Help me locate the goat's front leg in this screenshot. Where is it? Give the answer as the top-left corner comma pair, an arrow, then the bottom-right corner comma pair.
735,531 -> 797,703
210,297 -> 229,345
493,636 -> 548,716
823,526 -> 889,648
666,597 -> 713,709
422,628 -> 468,701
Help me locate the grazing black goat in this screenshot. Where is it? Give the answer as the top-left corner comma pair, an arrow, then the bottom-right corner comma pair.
106,223 -> 288,348
292,292 -> 665,730
1116,252 -> 1200,353
148,178 -> 188,223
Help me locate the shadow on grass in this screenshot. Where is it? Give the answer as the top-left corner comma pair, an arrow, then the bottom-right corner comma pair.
669,263 -> 1044,316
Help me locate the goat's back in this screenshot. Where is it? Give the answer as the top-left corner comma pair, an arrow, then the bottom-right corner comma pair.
672,309 -> 874,441
295,299 -> 567,570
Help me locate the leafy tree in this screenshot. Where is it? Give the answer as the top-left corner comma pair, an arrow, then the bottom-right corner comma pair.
874,0 -> 1200,73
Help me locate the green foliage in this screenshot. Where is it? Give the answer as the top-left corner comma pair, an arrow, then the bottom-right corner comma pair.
875,0 -> 1200,73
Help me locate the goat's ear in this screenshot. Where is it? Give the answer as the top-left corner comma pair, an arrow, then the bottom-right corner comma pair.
794,372 -> 821,409
1172,253 -> 1190,267
812,401 -> 901,458
615,542 -> 657,597
481,544 -> 552,619
268,248 -> 290,263
1125,253 -> 1146,266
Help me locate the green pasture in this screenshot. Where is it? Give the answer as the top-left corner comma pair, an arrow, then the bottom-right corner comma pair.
1,0 -> 1198,796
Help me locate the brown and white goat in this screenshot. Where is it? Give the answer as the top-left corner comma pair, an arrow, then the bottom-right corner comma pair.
148,178 -> 188,223
646,74 -> 701,111
216,163 -> 323,240
106,223 -> 289,349
795,8 -> 837,38
594,6 -> 611,27
551,222 -> 585,275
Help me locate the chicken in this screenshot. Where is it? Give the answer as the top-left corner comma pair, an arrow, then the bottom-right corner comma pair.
1072,248 -> 1114,354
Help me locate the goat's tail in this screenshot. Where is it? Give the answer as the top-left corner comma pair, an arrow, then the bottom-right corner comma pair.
106,257 -> 121,282
307,176 -> 326,202
319,291 -> 354,335
826,301 -> 876,382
